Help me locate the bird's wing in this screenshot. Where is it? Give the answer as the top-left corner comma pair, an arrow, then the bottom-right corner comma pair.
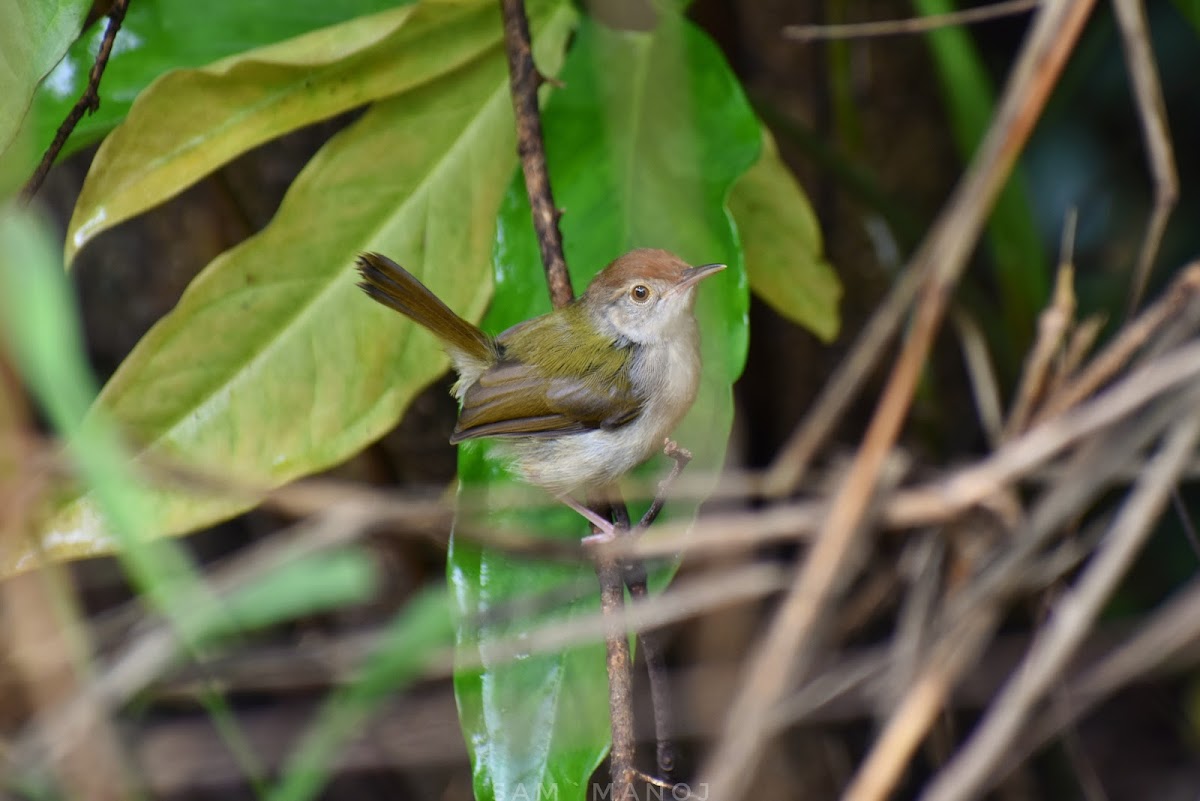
450,359 -> 642,443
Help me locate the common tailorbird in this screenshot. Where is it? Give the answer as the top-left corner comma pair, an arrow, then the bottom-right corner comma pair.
355,249 -> 724,534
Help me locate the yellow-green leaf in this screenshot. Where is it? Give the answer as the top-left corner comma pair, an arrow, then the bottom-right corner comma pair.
729,128 -> 841,341
66,0 -> 509,263
18,2 -> 578,573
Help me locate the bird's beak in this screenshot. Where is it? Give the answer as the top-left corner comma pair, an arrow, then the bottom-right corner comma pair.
676,262 -> 726,292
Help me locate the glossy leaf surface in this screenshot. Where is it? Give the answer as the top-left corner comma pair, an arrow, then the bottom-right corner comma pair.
13,2 -> 578,576
27,0 -> 412,162
449,15 -> 760,801
730,128 -> 841,341
67,0 -> 505,263
0,0 -> 90,171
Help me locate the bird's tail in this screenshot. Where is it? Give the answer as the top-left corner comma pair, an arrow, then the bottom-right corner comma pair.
356,252 -> 496,366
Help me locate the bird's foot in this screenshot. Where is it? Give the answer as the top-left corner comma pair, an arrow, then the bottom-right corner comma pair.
557,493 -> 617,542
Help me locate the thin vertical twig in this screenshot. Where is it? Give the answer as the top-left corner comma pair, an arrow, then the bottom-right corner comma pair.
592,540 -> 637,794
20,0 -> 131,205
498,1 -> 633,791
1035,262 -> 1200,424
622,442 -> 693,777
499,0 -> 573,309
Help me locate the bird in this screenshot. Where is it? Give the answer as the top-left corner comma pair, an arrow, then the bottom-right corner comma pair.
356,248 -> 724,536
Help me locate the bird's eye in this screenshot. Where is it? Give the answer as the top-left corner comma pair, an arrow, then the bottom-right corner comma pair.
630,285 -> 651,303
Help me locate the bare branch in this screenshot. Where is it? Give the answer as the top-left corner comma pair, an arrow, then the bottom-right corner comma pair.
1113,0 -> 1179,315
499,0 -> 572,309
20,0 -> 131,205
784,0 -> 1039,42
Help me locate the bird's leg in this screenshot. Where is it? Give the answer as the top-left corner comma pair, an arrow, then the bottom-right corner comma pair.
558,492 -> 617,542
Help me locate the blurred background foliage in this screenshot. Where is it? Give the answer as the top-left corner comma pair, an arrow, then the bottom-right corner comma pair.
2,0 -> 1199,799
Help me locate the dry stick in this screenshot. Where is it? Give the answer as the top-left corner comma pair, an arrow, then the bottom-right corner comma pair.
20,0 -> 131,205
783,0 -> 1038,42
1035,261 -> 1200,423
1003,213 -> 1077,439
1050,315 -> 1105,399
1113,0 -> 1179,316
920,412 -> 1200,801
1171,490 -> 1200,562
1106,4 -> 1190,628
951,308 -> 1005,448
702,3 -> 1094,798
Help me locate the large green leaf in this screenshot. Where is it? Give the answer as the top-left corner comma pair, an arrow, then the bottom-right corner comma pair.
730,127 -> 841,341
449,15 -> 760,801
0,0 -> 90,174
67,0 -> 507,263
13,1 -> 578,576
26,0 -> 414,164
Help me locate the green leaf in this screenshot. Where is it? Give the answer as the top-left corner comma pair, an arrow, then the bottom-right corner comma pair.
0,0 -> 90,173
27,0 -> 414,163
730,127 -> 841,341
449,15 -> 760,801
67,0 -> 507,263
16,1 -> 578,576
916,0 -> 1047,342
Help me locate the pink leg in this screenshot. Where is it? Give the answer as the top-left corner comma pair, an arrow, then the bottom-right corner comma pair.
557,493 -> 616,542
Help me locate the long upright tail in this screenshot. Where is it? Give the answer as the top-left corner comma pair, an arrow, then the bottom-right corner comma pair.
355,252 -> 496,365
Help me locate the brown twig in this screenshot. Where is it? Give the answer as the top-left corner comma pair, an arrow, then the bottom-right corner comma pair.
783,0 -> 1039,42
619,440 -> 693,777
497,0 -> 639,789
1035,261 -> 1200,423
1003,238 -> 1076,439
499,0 -> 572,308
702,2 -> 1095,797
19,0 -> 131,205
952,307 -> 1005,447
591,536 -> 637,796
1112,0 -> 1178,315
